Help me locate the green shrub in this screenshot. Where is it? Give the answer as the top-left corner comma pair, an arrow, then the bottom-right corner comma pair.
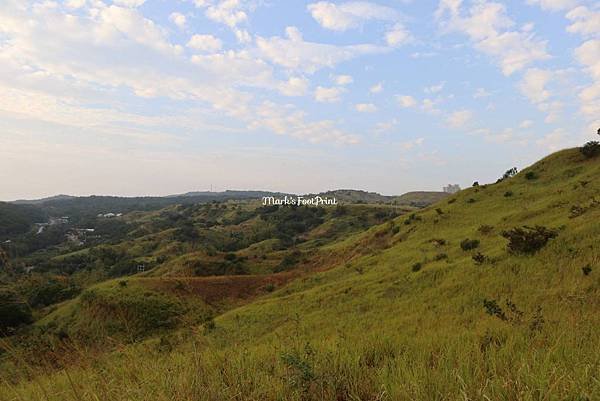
404,213 -> 422,225
472,252 -> 487,265
525,171 -> 538,180
502,226 -> 557,254
497,167 -> 518,182
504,191 -> 513,197
580,141 -> 600,158
275,250 -> 302,273
582,265 -> 592,276
483,299 -> 506,321
460,239 -> 480,251
411,262 -> 422,272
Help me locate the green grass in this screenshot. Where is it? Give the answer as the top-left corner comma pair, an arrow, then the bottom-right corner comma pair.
1,148 -> 599,400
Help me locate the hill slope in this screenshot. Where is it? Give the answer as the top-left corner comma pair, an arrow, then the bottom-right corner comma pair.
2,148 -> 599,400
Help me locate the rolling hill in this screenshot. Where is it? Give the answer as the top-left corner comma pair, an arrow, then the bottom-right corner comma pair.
1,147 -> 599,400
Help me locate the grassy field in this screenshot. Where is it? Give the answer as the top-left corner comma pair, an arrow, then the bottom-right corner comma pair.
1,148 -> 599,400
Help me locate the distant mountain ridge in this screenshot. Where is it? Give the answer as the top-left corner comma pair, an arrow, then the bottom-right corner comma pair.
313,189 -> 449,206
11,189 -> 448,208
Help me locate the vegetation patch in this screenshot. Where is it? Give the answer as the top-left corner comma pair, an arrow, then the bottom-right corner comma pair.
501,226 -> 557,254
580,141 -> 600,158
460,238 -> 480,251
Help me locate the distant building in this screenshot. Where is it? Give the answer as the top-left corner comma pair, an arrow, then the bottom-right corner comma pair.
443,184 -> 461,194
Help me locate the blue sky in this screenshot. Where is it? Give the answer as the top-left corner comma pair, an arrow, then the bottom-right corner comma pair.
0,0 -> 599,200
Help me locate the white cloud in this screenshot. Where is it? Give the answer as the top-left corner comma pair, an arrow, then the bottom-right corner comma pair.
526,0 -> 577,12
436,0 -> 550,75
385,23 -> 412,47
535,128 -> 580,152
473,87 -> 491,98
518,68 -> 564,122
194,0 -> 252,43
169,12 -> 187,29
519,119 -> 534,128
355,103 -> 377,112
113,0 -> 147,7
424,82 -> 444,94
333,74 -> 353,85
566,6 -> 600,37
249,101 -> 360,144
537,101 -> 563,123
398,137 -> 425,150
279,77 -> 309,97
65,0 -> 86,8
0,1 -> 360,148
307,1 -> 400,31
446,110 -> 473,128
187,34 -> 223,52
256,26 -> 387,73
396,95 -> 417,108
315,86 -> 344,102
370,82 -> 383,93
574,39 -> 600,118
204,0 -> 248,28
519,68 -> 553,103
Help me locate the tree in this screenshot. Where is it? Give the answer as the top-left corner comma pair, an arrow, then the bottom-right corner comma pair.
581,141 -> 600,158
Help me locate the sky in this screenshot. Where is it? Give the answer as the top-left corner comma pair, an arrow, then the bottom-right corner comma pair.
0,0 -> 599,200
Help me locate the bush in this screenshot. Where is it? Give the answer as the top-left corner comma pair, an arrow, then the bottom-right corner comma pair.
504,191 -> 513,197
501,226 -> 557,254
472,252 -> 487,265
497,167 -> 518,182
404,213 -> 422,225
582,265 -> 592,276
460,239 -> 480,251
580,141 -> 600,158
411,262 -> 422,272
525,171 -> 538,180
483,299 -> 506,321
275,250 -> 302,272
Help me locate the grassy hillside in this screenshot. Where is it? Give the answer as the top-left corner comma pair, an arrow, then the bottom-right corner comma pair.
1,148 -> 599,400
